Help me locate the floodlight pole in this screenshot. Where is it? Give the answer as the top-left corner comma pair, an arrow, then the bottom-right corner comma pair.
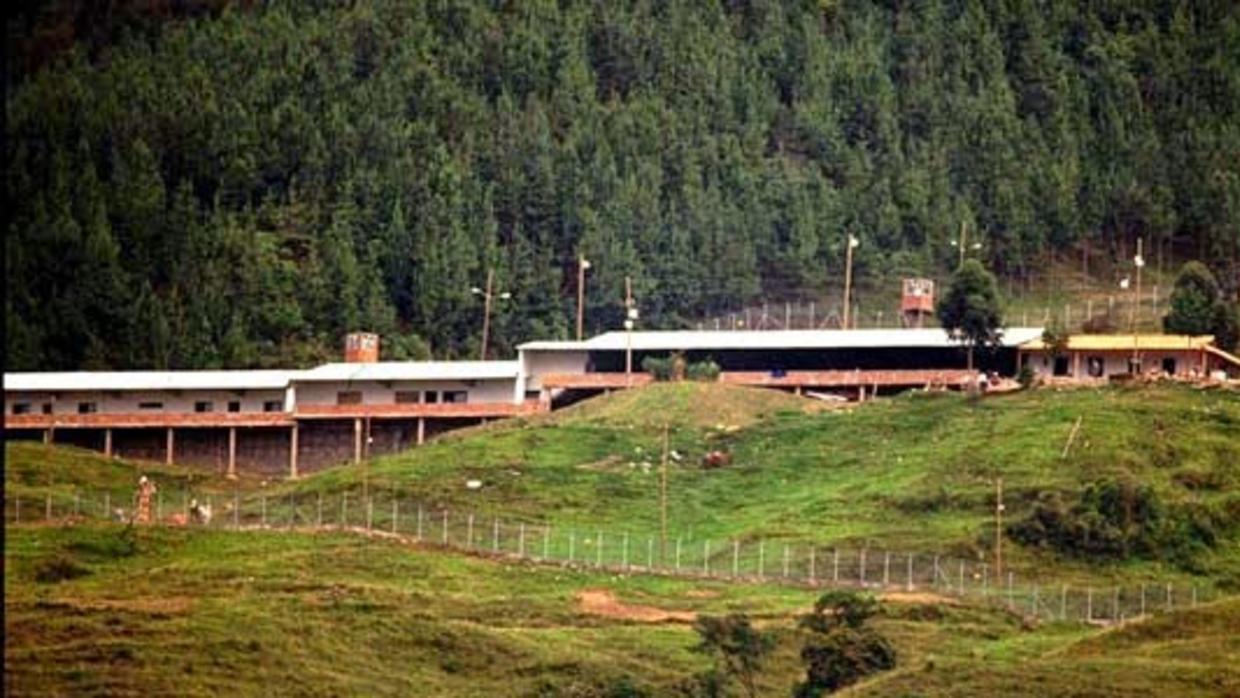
842,235 -> 858,329
577,254 -> 591,341
1130,239 -> 1144,372
480,269 -> 494,361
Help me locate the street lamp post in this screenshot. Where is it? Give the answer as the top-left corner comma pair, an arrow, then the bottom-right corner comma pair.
842,235 -> 859,329
625,308 -> 639,386
949,221 -> 983,268
471,269 -> 511,361
576,255 -> 592,341
1127,239 -> 1146,373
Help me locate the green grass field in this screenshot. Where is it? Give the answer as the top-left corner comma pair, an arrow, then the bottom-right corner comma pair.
6,383 -> 1239,695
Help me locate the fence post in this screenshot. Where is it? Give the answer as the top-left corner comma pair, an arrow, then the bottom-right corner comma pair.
467,514 -> 475,549
1061,585 -> 1067,621
75,492 -> 80,517
366,498 -> 373,532
104,492 -> 110,520
932,555 -> 940,589
783,544 -> 790,579
883,552 -> 891,587
261,494 -> 267,527
545,527 -> 552,561
442,509 -> 448,545
1191,586 -> 1197,608
519,523 -> 527,558
859,549 -> 867,586
676,537 -> 682,572
1140,583 -> 1146,617
733,540 -> 740,578
342,492 -> 349,529
758,540 -> 765,580
569,530 -> 575,563
1112,587 -> 1119,622
703,540 -> 711,576
833,548 -> 840,584
416,503 -> 423,540
1007,572 -> 1014,609
647,537 -> 653,570
494,518 -> 501,553
958,560 -> 965,596
809,548 -> 816,585
622,532 -> 628,571
15,496 -> 20,524
982,564 -> 988,598
1166,583 -> 1173,612
1087,587 -> 1093,622
392,500 -> 398,534
317,492 -> 323,528
45,492 -> 52,521
596,531 -> 604,568
906,553 -> 913,592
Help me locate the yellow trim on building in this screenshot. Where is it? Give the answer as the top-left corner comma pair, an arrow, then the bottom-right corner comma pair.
1020,334 -> 1213,352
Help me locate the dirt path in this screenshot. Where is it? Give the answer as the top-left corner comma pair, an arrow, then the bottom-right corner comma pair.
576,589 -> 697,623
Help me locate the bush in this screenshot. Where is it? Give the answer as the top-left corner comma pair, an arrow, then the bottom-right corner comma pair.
34,555 -> 91,584
1017,363 -> 1035,389
686,359 -> 721,382
795,591 -> 895,697
641,356 -> 673,381
1007,480 -> 1234,567
691,614 -> 773,698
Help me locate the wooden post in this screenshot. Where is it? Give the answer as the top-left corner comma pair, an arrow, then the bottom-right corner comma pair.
995,478 -> 1004,581
165,428 -> 175,465
660,422 -> 669,565
227,427 -> 237,479
288,424 -> 299,479
353,418 -> 362,464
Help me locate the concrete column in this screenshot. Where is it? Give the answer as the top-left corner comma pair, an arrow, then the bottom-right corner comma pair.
43,429 -> 51,444
416,418 -> 425,446
165,428 -> 175,465
1072,352 -> 1081,378
227,427 -> 237,479
289,424 -> 299,479
353,418 -> 362,464
104,428 -> 113,458
794,385 -> 803,396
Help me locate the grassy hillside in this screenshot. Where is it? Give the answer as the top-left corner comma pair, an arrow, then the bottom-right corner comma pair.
267,383 -> 1240,588
5,523 -> 1237,697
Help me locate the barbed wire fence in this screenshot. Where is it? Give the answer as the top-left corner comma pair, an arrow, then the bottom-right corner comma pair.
6,486 -> 1217,626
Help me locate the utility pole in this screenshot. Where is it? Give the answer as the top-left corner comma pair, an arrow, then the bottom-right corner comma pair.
842,235 -> 859,330
1129,239 -> 1145,373
576,254 -> 591,341
958,220 -> 968,269
624,276 -> 638,385
660,422 -> 669,565
472,270 -> 510,361
995,477 -> 1004,581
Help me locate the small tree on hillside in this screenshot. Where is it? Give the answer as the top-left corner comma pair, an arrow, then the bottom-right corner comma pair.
795,591 -> 896,697
1212,301 -> 1239,352
936,260 -> 1004,371
691,614 -> 773,698
1164,262 -> 1221,335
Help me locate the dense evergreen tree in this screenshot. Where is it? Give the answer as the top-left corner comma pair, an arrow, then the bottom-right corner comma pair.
5,0 -> 1239,369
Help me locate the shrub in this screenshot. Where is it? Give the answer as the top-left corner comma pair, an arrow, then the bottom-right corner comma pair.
686,359 -> 721,382
795,591 -> 895,697
34,555 -> 91,584
1017,363 -> 1035,389
691,614 -> 773,698
641,356 -> 673,381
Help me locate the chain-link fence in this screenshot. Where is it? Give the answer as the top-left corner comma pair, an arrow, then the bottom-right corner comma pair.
6,486 -> 1218,625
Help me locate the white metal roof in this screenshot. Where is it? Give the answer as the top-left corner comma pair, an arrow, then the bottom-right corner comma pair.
3,370 -> 294,393
294,361 -> 520,383
519,328 -> 1045,352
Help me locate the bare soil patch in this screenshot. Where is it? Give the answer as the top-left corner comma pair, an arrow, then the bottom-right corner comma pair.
576,589 -> 696,623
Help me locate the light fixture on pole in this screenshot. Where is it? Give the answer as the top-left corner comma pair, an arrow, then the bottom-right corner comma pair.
625,307 -> 639,386
576,255 -> 592,341
842,235 -> 860,330
949,221 -> 983,269
1130,240 -> 1145,373
472,269 -> 510,361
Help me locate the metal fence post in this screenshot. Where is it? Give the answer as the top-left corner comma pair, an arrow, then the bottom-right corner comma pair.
342,492 -> 349,529
545,526 -> 552,561
467,514 -> 475,549
568,530 -> 575,562
46,493 -> 52,520
493,519 -> 500,553
1166,583 -> 1173,612
809,548 -> 816,585
442,509 -> 448,545
366,498 -> 373,532
958,561 -> 965,596
833,548 -> 840,584
647,537 -> 653,570
596,531 -> 604,568
261,494 -> 267,527
1061,585 -> 1067,621
519,523 -> 527,558
416,503 -> 423,540
906,553 -> 913,591
703,540 -> 711,576
675,537 -> 682,572
758,540 -> 765,580
860,549 -> 867,586
733,540 -> 740,579
392,500 -> 398,534
1087,587 -> 1093,621
622,532 -> 628,570
1140,583 -> 1146,617
883,552 -> 891,587
783,544 -> 790,579
317,492 -> 323,528
1031,585 -> 1039,617
932,555 -> 940,588
104,492 -> 111,520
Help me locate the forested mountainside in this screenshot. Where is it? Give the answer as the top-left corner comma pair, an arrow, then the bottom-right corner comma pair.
6,0 -> 1239,370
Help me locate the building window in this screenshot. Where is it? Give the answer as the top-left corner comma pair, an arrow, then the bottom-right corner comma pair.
1162,357 -> 1177,375
263,400 -> 283,413
1052,356 -> 1070,377
194,401 -> 214,413
424,391 -> 439,404
443,391 -> 467,404
1087,357 -> 1105,378
138,402 -> 164,410
78,402 -> 98,414
12,403 -> 31,415
337,391 -> 362,406
395,391 -> 420,405
227,401 -> 241,413
41,403 -> 53,414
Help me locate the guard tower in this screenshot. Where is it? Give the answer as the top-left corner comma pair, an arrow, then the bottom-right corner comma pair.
901,279 -> 935,328
344,332 -> 380,363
